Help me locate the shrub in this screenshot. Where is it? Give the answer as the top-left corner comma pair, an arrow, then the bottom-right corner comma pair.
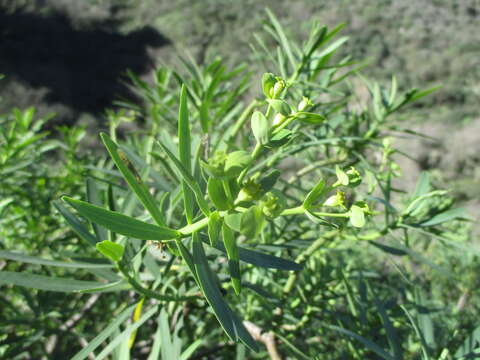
0,11 -> 476,359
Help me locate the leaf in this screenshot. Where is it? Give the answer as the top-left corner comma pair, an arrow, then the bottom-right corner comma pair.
208,211 -> 222,247
296,112 -> 326,125
413,172 -> 431,198
86,178 -> 108,241
326,325 -> 395,360
259,170 -> 280,192
101,133 -> 166,227
178,84 -> 195,224
96,240 -> 125,262
157,141 -> 211,216
54,200 -> 98,246
350,205 -> 365,228
267,99 -> 291,116
454,325 -> 480,358
265,8 -> 296,70
0,251 -> 113,269
224,151 -> 251,178
207,177 -> 232,210
192,239 -> 257,351
336,165 -> 349,186
368,241 -> 407,256
240,205 -> 265,238
303,179 -> 326,209
0,271 -> 107,292
222,223 -> 241,294
78,280 -> 131,293
71,304 -> 136,360
63,197 -> 180,241
267,129 -> 292,148
95,305 -> 159,360
251,111 -> 270,145
224,213 -> 242,232
212,241 -> 302,271
419,207 -> 467,227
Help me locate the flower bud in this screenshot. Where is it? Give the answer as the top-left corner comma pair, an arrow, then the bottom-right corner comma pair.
261,190 -> 286,218
262,73 -> 277,99
273,113 -> 286,126
236,179 -> 263,203
346,167 -> 362,188
323,190 -> 346,209
297,96 -> 313,112
271,79 -> 286,99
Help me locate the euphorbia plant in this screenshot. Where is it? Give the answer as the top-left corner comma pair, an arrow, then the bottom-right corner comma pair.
0,10 -> 468,358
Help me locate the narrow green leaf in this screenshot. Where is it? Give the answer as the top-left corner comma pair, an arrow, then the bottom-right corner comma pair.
101,133 -> 166,226
63,197 -> 180,240
296,112 -> 326,125
212,241 -> 302,271
71,304 -> 136,360
0,271 -> 106,292
303,179 -> 326,208
192,239 -> 258,351
95,305 -> 159,360
96,240 -> 125,262
326,325 -> 395,360
419,207 -> 466,227
54,200 -> 98,246
413,172 -> 431,198
0,251 -> 113,269
86,178 -> 108,241
178,84 -> 195,224
265,8 -> 296,70
157,141 -> 210,216
78,280 -> 131,293
192,238 -> 236,338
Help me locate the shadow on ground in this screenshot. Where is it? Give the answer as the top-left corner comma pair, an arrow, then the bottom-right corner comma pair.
0,6 -> 169,120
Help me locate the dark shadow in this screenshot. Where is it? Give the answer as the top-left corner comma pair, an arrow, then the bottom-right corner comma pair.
0,6 -> 169,118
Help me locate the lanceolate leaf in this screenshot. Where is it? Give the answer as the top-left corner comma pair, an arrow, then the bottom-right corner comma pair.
63,197 -> 180,241
0,251 -> 112,269
192,239 -> 258,351
101,133 -> 166,227
53,200 -> 98,246
0,271 -> 107,292
419,207 -> 467,227
212,241 -> 302,271
178,84 -> 195,224
71,304 -> 137,360
157,141 -> 210,216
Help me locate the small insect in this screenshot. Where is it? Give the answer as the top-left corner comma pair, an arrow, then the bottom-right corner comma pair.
117,149 -> 142,183
147,240 -> 169,261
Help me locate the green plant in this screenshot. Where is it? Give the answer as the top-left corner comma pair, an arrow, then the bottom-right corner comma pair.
1,10 -> 476,359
